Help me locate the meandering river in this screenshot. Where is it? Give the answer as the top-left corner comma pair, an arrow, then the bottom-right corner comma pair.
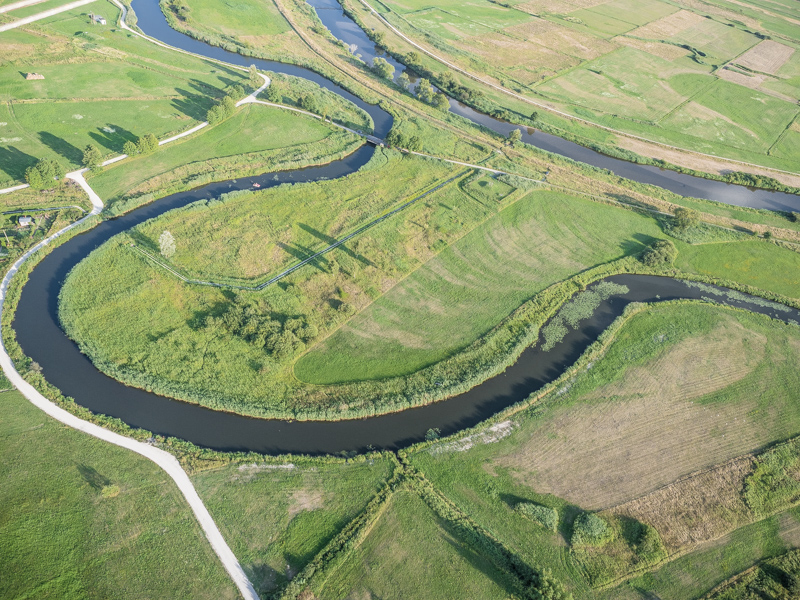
10,0 -> 800,454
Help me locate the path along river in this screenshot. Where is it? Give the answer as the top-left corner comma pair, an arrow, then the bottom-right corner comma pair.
11,0 -> 800,454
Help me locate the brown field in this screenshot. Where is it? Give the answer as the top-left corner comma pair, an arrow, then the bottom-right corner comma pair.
609,456 -> 754,552
496,317 -> 775,509
614,35 -> 687,60
518,0 -> 608,14
717,67 -> 767,90
629,9 -> 705,39
735,40 -> 795,75
456,32 -> 581,72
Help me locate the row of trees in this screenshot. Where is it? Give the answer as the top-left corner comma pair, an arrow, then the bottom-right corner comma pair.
206,84 -> 246,125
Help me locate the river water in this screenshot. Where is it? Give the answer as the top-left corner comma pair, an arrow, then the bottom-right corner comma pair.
10,0 -> 800,455
309,0 -> 800,212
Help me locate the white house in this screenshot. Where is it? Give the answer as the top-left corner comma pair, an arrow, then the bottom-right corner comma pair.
18,216 -> 32,227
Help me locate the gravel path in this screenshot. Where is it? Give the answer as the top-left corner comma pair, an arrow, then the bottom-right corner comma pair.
0,0 -> 98,31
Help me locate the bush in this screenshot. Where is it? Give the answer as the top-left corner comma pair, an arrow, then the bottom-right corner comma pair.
517,502 -> 558,532
571,512 -> 613,546
640,239 -> 677,267
299,93 -> 317,114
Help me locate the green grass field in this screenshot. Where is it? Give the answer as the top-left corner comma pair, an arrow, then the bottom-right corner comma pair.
315,490 -> 512,600
365,0 -> 800,169
409,302 -> 800,596
88,103 -> 358,205
0,0 -> 251,183
296,189 -> 664,382
0,390 -> 237,599
192,456 -> 395,596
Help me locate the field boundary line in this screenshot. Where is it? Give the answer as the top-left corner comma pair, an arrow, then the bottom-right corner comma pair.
355,0 -> 799,178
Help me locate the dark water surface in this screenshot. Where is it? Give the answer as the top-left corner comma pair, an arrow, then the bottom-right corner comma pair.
10,0 -> 800,455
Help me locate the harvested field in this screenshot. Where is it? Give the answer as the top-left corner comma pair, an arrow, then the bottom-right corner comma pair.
629,9 -> 705,39
493,305 -> 800,510
609,456 -> 754,552
717,67 -> 767,90
735,40 -> 795,74
615,36 -> 687,60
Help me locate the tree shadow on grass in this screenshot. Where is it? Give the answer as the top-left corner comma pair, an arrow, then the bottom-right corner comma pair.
278,241 -> 329,274
298,222 -> 375,267
76,464 -> 110,490
38,131 -> 83,165
88,124 -> 138,153
0,145 -> 37,181
173,88 -> 215,122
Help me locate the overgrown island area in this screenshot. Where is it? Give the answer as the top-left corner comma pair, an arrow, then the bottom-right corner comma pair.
1,0 -> 800,598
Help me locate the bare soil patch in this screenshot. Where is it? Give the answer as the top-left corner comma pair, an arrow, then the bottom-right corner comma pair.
735,40 -> 795,75
496,319 -> 770,509
288,489 -> 324,519
609,456 -> 754,552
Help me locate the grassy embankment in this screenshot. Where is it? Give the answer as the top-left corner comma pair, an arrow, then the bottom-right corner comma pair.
0,389 -> 238,599
350,0 -> 800,173
0,1 -> 254,185
407,302 -> 800,598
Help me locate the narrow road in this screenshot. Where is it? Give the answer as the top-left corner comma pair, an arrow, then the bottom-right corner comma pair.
0,0 -> 98,32
0,0 -> 47,14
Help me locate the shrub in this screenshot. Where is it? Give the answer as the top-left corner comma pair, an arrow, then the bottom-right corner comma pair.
673,207 -> 699,231
432,92 -> 450,111
571,512 -> 613,546
299,93 -> 317,114
159,230 -> 176,258
517,502 -> 558,532
640,239 -> 677,266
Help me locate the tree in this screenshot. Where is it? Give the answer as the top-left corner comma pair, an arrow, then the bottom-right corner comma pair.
299,94 -> 317,113
416,78 -> 434,104
24,165 -> 43,189
508,128 -> 522,144
640,239 -> 677,267
432,92 -> 450,111
159,230 -> 176,259
372,31 -> 385,47
405,51 -> 421,67
136,133 -> 158,155
530,110 -> 539,123
397,71 -> 411,90
82,144 -> 102,169
122,140 -> 138,156
673,207 -> 699,231
266,85 -> 281,103
425,427 -> 441,441
248,64 -> 260,89
25,158 -> 64,189
372,57 -> 395,80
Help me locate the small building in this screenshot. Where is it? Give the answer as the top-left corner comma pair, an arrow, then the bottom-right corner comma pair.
25,73 -> 44,80
18,216 -> 33,227
91,14 -> 106,24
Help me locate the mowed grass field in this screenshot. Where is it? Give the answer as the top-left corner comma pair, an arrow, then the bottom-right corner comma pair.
296,189 -> 664,382
0,390 -> 237,599
314,490 -> 512,600
88,103 -> 359,205
409,303 -> 800,597
367,0 -> 800,168
0,0 -> 251,183
192,457 -> 394,596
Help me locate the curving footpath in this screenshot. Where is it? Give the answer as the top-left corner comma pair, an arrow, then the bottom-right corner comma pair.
0,168 -> 260,600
